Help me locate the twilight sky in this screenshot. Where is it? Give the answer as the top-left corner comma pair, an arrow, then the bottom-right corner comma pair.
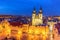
0,0 -> 60,16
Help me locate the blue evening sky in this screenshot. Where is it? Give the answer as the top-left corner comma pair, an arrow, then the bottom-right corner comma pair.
0,0 -> 60,16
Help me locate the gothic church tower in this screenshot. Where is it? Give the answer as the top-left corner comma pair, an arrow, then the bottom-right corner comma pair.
32,7 -> 43,26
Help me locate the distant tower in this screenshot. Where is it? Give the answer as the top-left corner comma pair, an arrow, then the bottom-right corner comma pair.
32,7 -> 43,26
48,22 -> 54,40
48,21 -> 57,40
32,7 -> 36,25
38,7 -> 43,24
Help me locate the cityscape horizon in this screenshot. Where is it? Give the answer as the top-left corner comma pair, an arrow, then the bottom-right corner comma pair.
0,0 -> 60,40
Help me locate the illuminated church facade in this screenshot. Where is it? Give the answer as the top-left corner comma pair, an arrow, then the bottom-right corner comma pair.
32,7 -> 43,26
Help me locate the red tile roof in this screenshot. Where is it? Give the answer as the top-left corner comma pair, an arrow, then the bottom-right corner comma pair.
9,22 -> 23,26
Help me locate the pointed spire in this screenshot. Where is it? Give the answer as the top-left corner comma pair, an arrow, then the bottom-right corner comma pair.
34,7 -> 36,10
40,6 -> 42,10
39,6 -> 42,13
33,7 -> 36,13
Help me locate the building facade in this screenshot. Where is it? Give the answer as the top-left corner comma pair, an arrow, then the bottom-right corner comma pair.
32,7 -> 43,26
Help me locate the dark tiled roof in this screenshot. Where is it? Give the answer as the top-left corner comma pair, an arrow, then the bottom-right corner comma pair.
9,22 -> 22,26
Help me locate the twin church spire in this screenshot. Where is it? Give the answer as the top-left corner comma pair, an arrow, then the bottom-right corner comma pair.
33,7 -> 42,14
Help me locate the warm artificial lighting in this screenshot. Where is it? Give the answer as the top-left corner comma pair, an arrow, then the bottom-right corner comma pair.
34,29 -> 40,34
28,29 -> 33,34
